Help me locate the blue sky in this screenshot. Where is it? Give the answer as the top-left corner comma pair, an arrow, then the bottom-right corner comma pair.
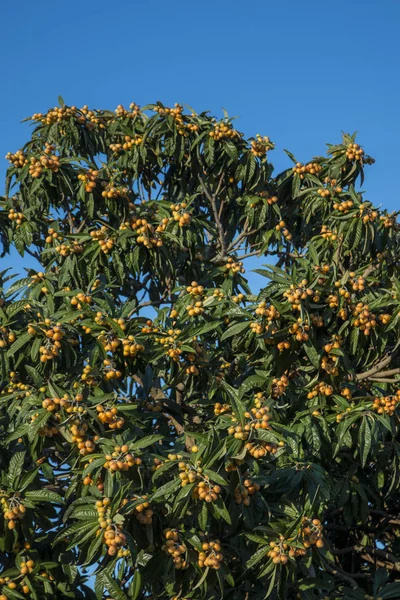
1,0 -> 399,291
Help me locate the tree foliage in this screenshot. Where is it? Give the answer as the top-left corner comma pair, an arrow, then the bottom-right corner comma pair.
0,99 -> 400,600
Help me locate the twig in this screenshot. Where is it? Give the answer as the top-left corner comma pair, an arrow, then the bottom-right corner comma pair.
355,354 -> 395,381
369,377 -> 399,383
25,247 -> 41,261
76,218 -> 87,234
371,368 -> 400,377
198,175 -> 227,257
235,250 -> 262,261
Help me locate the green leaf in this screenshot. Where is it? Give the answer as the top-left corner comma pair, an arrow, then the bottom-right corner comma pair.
130,434 -> 164,451
128,571 -> 142,600
25,489 -> 63,504
198,501 -> 208,530
6,332 -> 31,357
103,572 -> 128,600
358,418 -> 372,467
151,478 -> 181,501
220,320 -> 249,341
303,340 -> 320,369
8,451 -> 25,488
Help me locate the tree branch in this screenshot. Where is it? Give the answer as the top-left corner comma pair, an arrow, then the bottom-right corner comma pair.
355,354 -> 396,381
198,175 -> 227,257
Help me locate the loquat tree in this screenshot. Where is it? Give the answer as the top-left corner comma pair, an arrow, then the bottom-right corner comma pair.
0,98 -> 400,600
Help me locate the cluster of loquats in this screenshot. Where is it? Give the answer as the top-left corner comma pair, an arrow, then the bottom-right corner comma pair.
102,359 -> 122,380
45,227 -> 59,243
18,559 -> 36,576
186,281 -> 205,297
307,382 -> 334,400
0,492 -> 26,529
214,402 -> 231,415
178,460 -> 202,486
292,161 -> 322,178
29,149 -> 60,179
289,320 -> 310,342
186,301 -> 204,317
250,134 -> 275,157
255,300 -> 280,323
170,202 -> 191,227
323,335 -> 343,356
209,120 -> 241,141
151,327 -> 182,361
351,303 -> 377,336
154,103 -> 184,123
372,391 -> 400,416
122,336 -> 145,358
228,397 -> 272,441
90,226 -> 115,254
129,496 -> 153,525
151,453 -> 183,473
109,134 -> 143,153
95,497 -> 111,528
70,421 -> 97,456
320,225 -> 338,241
245,440 -> 280,459
300,517 -> 324,549
224,257 -> 245,274
100,182 -> 128,199
193,480 -> 222,503
153,103 -> 199,136
185,353 -> 200,376
114,102 -> 141,118
28,271 -> 46,287
96,404 -> 125,429
380,213 -> 395,228
103,526 -> 129,558
0,559 -> 36,598
271,375 -> 289,398
346,142 -> 364,162
71,292 -> 93,309
275,219 -> 292,241
75,105 -> 107,129
99,333 -> 120,354
7,208 -> 24,226
31,104 -> 76,124
358,203 -> 379,224
103,445 -> 142,471
162,529 -> 188,569
78,169 -> 99,192
4,371 -> 31,397
0,327 -> 15,349
317,187 -> 331,199
333,198 -> 354,213
232,292 -> 246,304
126,217 -> 163,249
348,273 -> 367,292
267,536 -> 306,565
81,364 -> 96,384
283,280 -> 314,310
5,149 -> 28,167
233,477 -> 260,505
249,321 -> 265,335
55,239 -> 84,257
321,354 -> 339,377
197,540 -> 223,569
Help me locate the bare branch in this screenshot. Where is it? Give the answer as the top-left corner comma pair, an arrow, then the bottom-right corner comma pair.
355,354 -> 395,381
198,175 -> 227,257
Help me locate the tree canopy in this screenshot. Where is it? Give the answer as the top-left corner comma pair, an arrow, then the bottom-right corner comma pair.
0,99 -> 400,600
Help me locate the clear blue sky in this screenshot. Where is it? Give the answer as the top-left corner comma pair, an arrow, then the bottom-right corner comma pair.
1,0 -> 399,290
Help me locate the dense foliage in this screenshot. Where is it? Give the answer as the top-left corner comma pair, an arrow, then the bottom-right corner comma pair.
0,99 -> 400,600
